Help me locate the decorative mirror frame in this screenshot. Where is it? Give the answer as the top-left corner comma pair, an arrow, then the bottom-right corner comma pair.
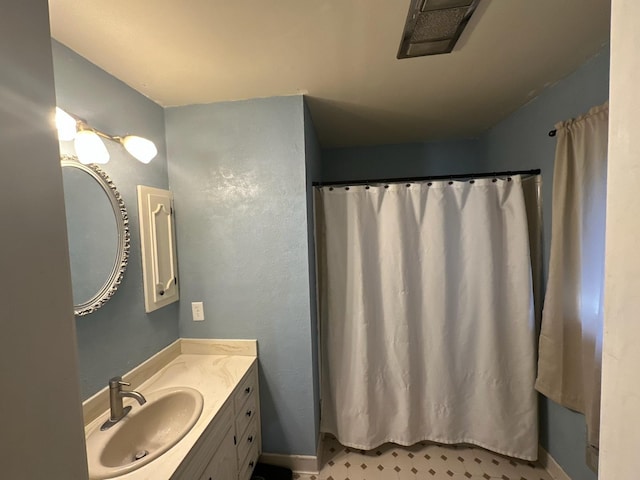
61,154 -> 130,316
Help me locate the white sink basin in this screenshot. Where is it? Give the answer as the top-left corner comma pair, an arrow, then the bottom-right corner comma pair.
86,386 -> 204,479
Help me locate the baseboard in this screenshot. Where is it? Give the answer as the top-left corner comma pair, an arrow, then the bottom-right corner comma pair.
539,446 -> 572,480
259,453 -> 319,474
259,433 -> 323,474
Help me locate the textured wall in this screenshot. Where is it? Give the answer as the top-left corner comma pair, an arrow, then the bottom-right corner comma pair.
481,46 -> 610,480
321,139 -> 484,183
0,3 -> 87,477
600,2 -> 640,476
166,96 -> 319,456
52,41 -> 179,399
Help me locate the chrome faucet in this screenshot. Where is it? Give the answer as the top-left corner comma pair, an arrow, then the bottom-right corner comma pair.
100,376 -> 147,430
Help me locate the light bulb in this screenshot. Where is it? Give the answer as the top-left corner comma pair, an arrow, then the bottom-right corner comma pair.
74,130 -> 110,164
122,135 -> 157,164
55,107 -> 77,141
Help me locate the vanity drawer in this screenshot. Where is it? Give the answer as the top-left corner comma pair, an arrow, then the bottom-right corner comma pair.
235,392 -> 258,437
238,443 -> 260,480
237,416 -> 260,466
234,367 -> 258,413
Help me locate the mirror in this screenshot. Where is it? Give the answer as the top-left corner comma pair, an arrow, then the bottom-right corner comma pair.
61,155 -> 130,316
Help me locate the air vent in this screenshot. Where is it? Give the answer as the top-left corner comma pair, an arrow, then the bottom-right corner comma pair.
397,0 -> 480,58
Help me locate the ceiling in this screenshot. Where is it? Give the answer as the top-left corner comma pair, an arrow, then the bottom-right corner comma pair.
49,0 -> 610,148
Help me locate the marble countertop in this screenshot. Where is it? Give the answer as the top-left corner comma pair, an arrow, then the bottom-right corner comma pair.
83,339 -> 257,480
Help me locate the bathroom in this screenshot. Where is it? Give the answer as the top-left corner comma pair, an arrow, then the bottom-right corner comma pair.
2,1 -> 639,479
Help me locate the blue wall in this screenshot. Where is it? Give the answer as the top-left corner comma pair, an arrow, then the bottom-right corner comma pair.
481,47 -> 610,480
321,139 -> 483,182
52,41 -> 179,399
165,96 -> 319,456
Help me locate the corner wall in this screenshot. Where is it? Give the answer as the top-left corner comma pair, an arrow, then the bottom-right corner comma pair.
321,139 -> 483,183
481,46 -> 610,480
600,1 -> 640,477
166,95 -> 319,456
52,41 -> 179,399
304,100 -> 322,447
0,2 -> 87,477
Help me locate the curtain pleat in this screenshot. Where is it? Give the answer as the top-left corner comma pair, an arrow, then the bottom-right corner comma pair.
535,103 -> 608,448
316,177 -> 538,460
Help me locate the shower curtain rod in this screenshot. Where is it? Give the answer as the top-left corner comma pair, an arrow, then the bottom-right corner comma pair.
312,168 -> 541,188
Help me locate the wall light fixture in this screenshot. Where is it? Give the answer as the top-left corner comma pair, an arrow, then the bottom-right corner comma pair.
55,107 -> 158,165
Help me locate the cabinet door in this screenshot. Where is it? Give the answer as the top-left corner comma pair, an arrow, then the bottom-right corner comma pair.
137,185 -> 179,312
198,424 -> 237,480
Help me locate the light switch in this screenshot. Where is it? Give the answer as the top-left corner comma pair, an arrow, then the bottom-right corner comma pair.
191,301 -> 204,321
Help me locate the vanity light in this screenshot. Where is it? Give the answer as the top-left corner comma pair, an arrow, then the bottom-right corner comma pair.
55,107 -> 158,164
75,129 -> 110,165
55,107 -> 77,141
119,135 -> 158,164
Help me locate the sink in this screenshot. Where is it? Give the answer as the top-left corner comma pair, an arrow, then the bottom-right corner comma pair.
85,386 -> 204,479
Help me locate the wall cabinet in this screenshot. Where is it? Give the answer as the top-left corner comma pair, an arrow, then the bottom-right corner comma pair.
137,185 -> 179,312
174,363 -> 261,480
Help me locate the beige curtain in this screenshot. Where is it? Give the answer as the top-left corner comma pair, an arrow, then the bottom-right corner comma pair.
535,103 -> 608,448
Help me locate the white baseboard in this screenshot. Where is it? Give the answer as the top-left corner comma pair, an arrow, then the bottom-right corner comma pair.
259,434 -> 323,474
539,446 -> 572,480
258,453 -> 319,474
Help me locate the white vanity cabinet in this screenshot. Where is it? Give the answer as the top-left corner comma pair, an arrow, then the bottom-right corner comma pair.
234,366 -> 261,480
176,362 -> 261,480
198,424 -> 236,480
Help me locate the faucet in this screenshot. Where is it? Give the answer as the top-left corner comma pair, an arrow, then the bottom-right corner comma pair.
100,376 -> 147,431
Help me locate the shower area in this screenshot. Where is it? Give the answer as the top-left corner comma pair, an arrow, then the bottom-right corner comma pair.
314,170 -> 543,460
312,103 -> 607,479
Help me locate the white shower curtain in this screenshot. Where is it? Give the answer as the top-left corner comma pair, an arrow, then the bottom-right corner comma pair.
535,103 -> 608,448
316,176 -> 538,461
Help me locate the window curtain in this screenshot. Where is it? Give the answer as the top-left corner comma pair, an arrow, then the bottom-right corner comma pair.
535,103 -> 609,448
316,176 -> 538,460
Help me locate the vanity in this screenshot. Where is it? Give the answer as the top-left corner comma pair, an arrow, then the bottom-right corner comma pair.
82,339 -> 261,480
60,157 -> 262,478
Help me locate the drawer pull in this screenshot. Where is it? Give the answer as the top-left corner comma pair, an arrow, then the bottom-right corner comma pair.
245,386 -> 251,394
248,435 -> 253,443
249,460 -> 255,468
246,409 -> 252,417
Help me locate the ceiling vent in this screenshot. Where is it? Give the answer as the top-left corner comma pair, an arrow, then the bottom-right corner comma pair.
397,0 -> 480,58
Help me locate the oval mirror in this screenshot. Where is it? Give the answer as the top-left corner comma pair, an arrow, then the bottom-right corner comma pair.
61,155 -> 130,316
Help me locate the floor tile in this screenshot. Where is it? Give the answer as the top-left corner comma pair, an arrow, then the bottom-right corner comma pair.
293,438 -> 553,480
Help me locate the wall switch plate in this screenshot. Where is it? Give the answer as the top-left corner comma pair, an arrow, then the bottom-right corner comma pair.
191,302 -> 204,321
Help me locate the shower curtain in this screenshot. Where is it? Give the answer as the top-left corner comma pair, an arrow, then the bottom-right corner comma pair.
316,176 -> 538,461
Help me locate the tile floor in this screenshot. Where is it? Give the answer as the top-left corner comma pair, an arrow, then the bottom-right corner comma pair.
293,436 -> 553,480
